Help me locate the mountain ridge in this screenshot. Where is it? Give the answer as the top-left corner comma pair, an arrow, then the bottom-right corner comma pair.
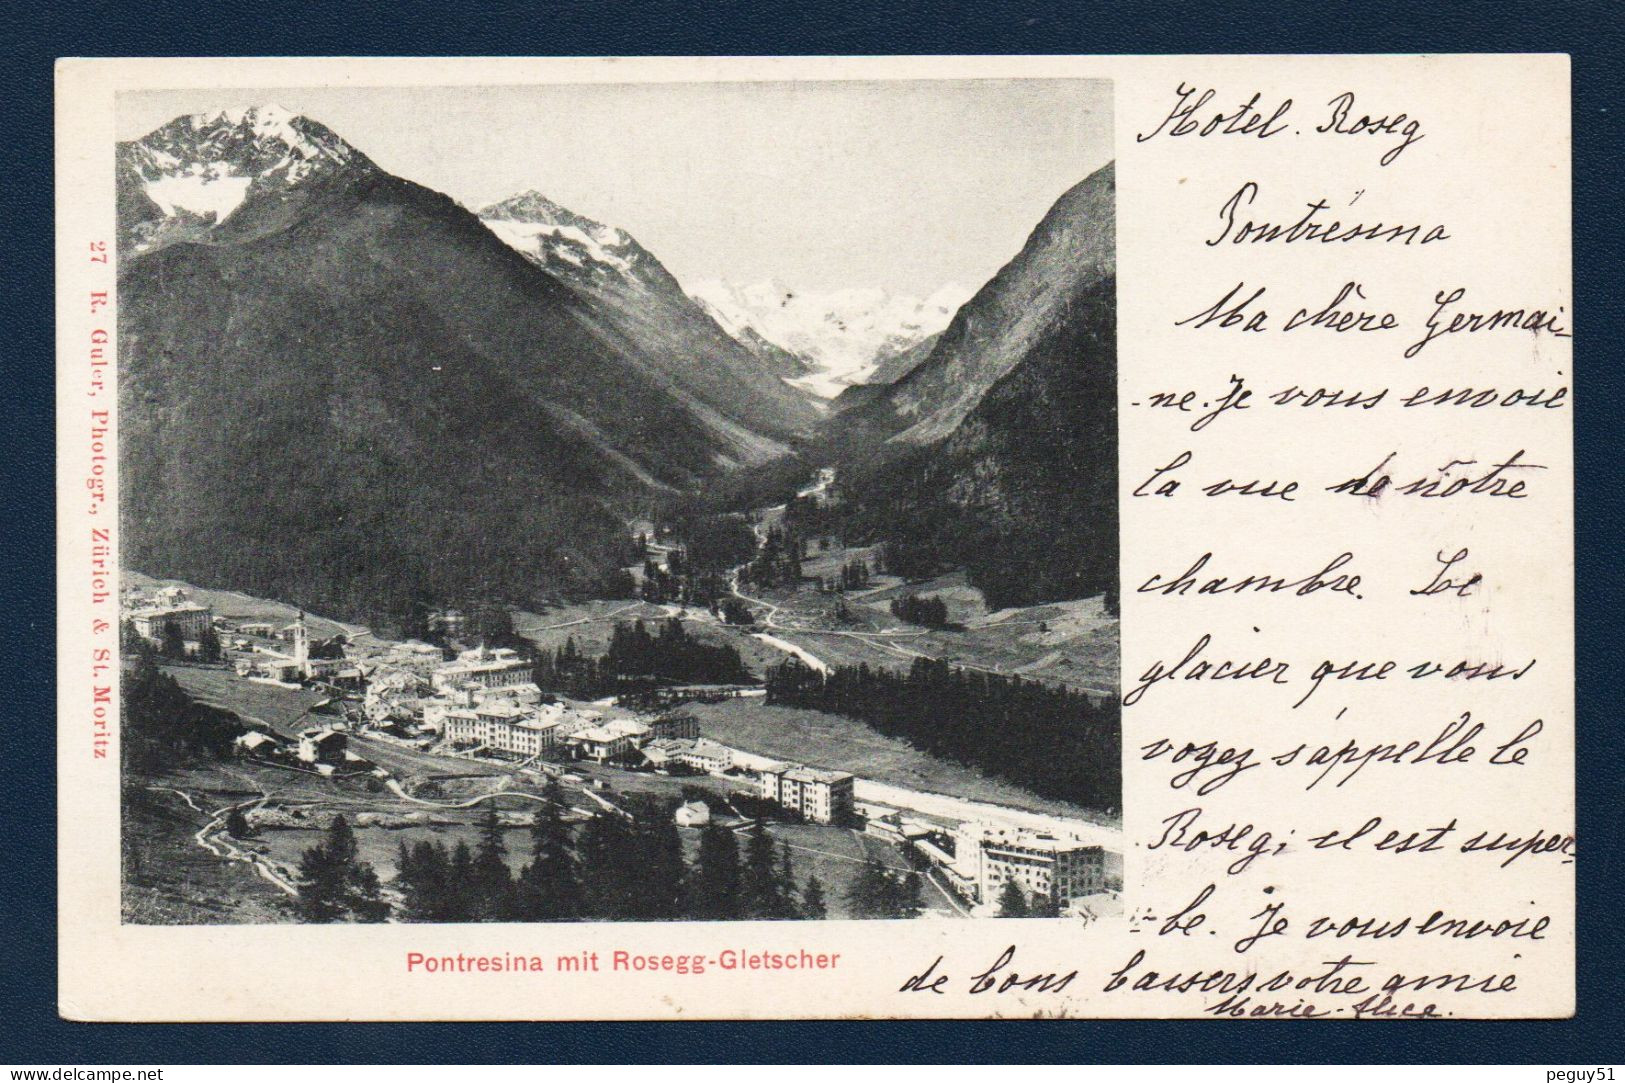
114,107 -> 810,624
476,190 -> 820,442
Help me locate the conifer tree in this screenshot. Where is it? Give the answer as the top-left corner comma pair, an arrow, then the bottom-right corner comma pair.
446,840 -> 476,922
778,843 -> 800,919
845,860 -> 894,919
295,814 -> 388,923
515,779 -> 583,921
577,811 -> 637,919
471,805 -> 514,921
740,820 -> 784,919
224,807 -> 253,838
801,875 -> 827,920
630,798 -> 687,920
692,822 -> 742,919
161,623 -> 187,660
395,839 -> 453,922
997,879 -> 1029,918
898,871 -> 925,919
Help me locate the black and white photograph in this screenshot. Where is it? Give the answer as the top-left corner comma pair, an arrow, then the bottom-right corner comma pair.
113,79 -> 1121,927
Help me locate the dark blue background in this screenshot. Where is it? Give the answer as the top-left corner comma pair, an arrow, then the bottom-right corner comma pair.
6,0 -> 1620,1064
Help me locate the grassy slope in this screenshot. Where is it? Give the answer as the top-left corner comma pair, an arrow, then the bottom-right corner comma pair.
685,699 -> 1096,822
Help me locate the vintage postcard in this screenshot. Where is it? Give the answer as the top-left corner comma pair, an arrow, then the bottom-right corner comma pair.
55,54 -> 1572,1020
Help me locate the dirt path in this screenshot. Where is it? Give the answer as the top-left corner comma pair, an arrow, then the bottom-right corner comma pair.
158,786 -> 300,896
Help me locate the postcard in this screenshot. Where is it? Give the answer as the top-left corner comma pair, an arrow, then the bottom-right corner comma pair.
55,54 -> 1572,1020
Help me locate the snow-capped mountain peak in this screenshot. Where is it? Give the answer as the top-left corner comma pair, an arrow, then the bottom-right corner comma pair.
477,190 -> 642,281
687,278 -> 973,397
119,104 -> 375,252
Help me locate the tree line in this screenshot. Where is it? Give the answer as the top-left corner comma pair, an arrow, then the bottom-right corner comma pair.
532,619 -> 753,698
889,592 -> 950,628
764,656 -> 1121,815
295,782 -> 835,923
121,650 -> 244,773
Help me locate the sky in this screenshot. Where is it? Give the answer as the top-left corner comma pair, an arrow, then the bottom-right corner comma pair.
118,80 -> 1112,299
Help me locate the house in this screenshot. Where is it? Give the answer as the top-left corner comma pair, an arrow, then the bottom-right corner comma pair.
675,800 -> 711,827
565,725 -> 636,763
235,731 -> 280,756
297,728 -> 348,765
563,718 -> 648,763
428,608 -> 466,638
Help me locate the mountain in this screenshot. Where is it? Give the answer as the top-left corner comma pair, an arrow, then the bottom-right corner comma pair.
114,106 -> 800,625
688,279 -> 971,398
117,105 -> 379,259
830,162 -> 1117,609
865,330 -> 942,387
477,191 -> 820,444
851,161 -> 1116,447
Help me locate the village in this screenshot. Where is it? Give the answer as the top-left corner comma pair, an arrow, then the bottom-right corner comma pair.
123,570 -> 1122,922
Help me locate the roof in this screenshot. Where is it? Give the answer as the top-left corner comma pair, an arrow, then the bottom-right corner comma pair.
975,826 -> 1103,855
479,681 -> 541,697
680,800 -> 709,813
568,726 -> 632,744
128,603 -> 211,619
516,717 -> 559,732
783,765 -> 853,786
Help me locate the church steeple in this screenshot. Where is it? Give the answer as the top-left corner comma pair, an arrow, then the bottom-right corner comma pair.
292,611 -> 309,678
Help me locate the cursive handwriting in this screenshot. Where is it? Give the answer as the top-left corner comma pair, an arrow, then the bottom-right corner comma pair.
1136,84 -> 1292,143
1326,449 -> 1546,500
1208,182 -> 1448,246
1315,91 -> 1426,165
1403,287 -> 1571,357
898,946 -> 1077,997
1138,550 -> 1362,600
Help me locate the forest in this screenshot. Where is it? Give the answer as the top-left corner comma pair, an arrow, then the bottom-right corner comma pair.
764,656 -> 1120,815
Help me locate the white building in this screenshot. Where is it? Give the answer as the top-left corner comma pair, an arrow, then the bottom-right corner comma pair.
758,763 -> 855,824
564,718 -> 650,763
644,737 -> 733,774
432,645 -> 532,692
128,601 -> 214,648
442,701 -> 559,759
235,731 -> 280,755
951,824 -> 1107,909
